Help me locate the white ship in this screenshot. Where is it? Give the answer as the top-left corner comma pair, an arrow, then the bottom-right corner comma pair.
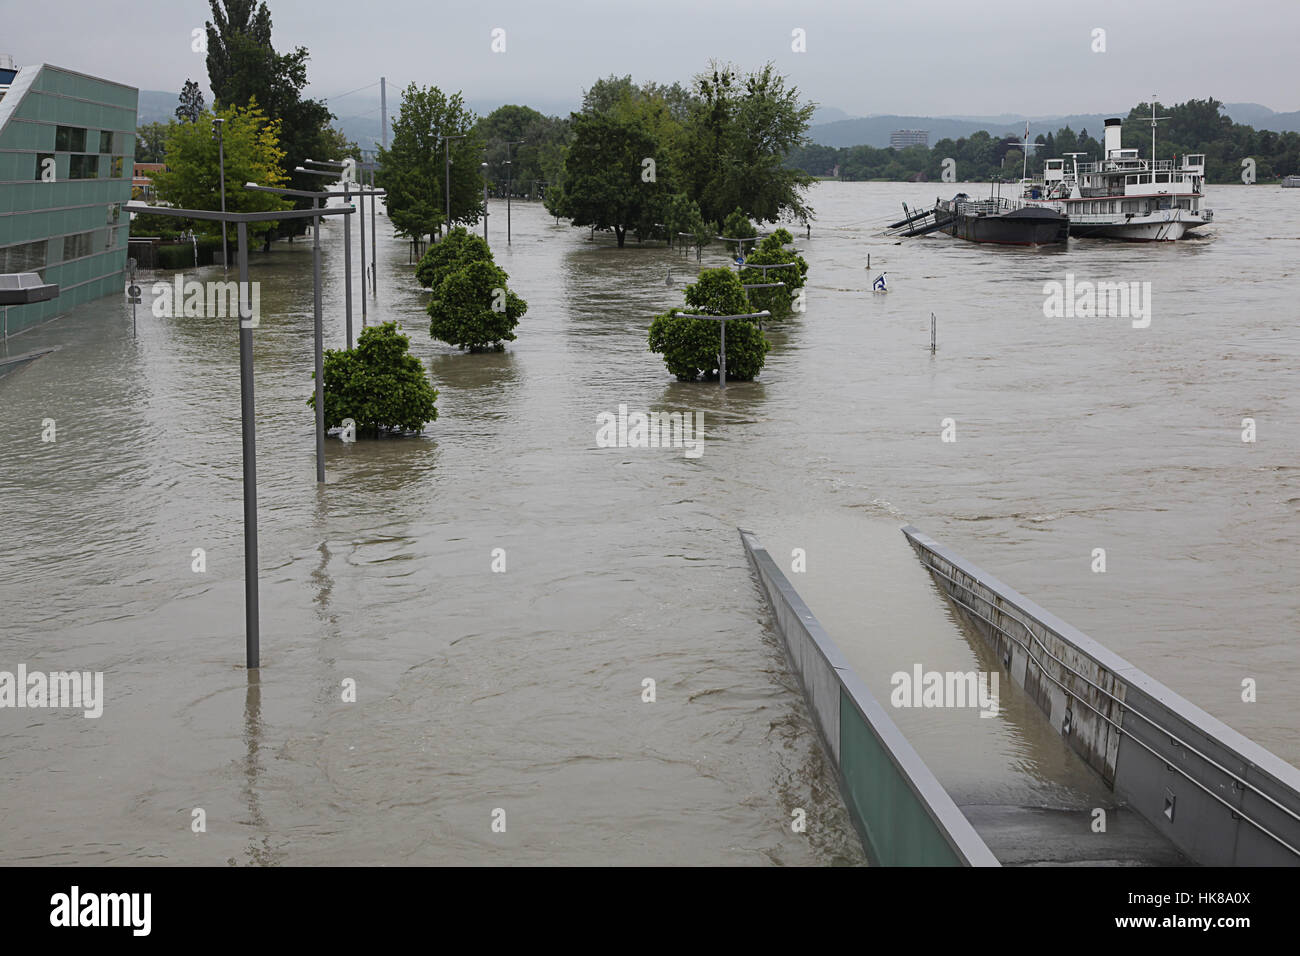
1020,103 -> 1213,241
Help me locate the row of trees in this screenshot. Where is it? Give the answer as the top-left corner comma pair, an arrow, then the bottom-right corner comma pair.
785,99 -> 1300,184
378,63 -> 817,250
548,65 -> 815,246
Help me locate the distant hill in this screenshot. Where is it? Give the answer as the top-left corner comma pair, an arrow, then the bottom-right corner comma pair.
137,89 -> 182,125
135,90 -> 1300,146
1222,102 -> 1300,133
807,113 -> 1123,148
808,104 -> 1300,148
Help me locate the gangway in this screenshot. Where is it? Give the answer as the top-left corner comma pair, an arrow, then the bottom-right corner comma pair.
886,201 -> 956,238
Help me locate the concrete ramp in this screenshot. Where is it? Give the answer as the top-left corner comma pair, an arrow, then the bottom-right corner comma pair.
742,519 -> 1193,865
903,525 -> 1300,867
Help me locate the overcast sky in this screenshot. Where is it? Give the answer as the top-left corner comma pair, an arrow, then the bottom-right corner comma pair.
7,0 -> 1299,118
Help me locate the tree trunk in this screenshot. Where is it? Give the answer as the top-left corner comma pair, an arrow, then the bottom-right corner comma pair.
615,226 -> 625,248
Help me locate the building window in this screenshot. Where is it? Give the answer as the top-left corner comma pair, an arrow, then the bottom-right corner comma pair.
107,203 -> 121,224
69,154 -> 99,179
34,152 -> 54,180
99,130 -> 114,153
0,239 -> 49,273
55,125 -> 87,152
105,226 -> 119,249
62,232 -> 94,261
110,156 -> 124,178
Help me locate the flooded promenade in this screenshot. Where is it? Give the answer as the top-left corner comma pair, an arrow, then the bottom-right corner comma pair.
1,181 -> 1295,864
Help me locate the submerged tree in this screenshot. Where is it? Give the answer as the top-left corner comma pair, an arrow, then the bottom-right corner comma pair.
648,268 -> 769,381
738,229 -> 808,318
311,322 -> 438,436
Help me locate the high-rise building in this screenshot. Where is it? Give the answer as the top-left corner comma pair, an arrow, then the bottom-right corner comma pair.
0,56 -> 137,337
890,129 -> 929,150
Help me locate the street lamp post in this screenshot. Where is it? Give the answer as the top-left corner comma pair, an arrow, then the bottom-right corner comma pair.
212,118 -> 227,270
298,162 -> 355,347
365,150 -> 378,295
122,199 -> 351,668
481,162 -> 489,242
305,158 -> 368,321
672,311 -> 770,388
504,140 -> 524,244
445,133 -> 465,239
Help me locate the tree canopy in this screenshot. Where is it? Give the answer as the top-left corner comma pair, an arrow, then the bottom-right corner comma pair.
176,80 -> 205,123
552,62 -> 817,245
378,84 -> 485,245
204,0 -> 342,200
148,102 -> 291,243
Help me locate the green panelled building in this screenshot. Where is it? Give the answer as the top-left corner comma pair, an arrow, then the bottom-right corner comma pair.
0,59 -> 137,337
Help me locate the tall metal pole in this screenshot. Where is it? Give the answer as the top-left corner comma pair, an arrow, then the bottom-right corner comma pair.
482,170 -> 488,242
380,77 -> 388,149
236,221 -> 260,669
444,133 -> 465,240
343,178 -> 353,348
313,198 -> 325,483
504,140 -> 523,245
719,319 -> 727,388
214,118 -> 228,271
369,156 -> 378,295
358,166 -> 367,325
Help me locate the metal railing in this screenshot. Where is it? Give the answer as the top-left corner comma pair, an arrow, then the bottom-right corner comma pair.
917,551 -> 1300,859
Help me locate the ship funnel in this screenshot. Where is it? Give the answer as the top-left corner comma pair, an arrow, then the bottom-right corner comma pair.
1104,118 -> 1123,159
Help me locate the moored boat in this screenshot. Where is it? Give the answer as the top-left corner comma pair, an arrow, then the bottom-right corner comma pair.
936,193 -> 1069,245
1021,104 -> 1213,241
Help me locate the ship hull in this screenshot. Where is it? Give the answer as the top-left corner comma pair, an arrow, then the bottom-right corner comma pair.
1025,201 -> 1210,241
945,205 -> 1069,245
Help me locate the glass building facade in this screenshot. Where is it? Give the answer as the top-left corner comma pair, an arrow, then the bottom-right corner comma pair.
0,62 -> 137,336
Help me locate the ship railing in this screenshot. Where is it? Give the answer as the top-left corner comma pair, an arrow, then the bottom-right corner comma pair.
942,196 -> 1025,215
1077,158 -> 1176,176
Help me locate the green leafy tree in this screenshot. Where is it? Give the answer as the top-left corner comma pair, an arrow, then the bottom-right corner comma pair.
562,111 -> 672,246
720,207 -> 756,255
205,0 -> 337,201
664,193 -> 714,255
427,259 -> 527,351
134,121 -> 175,163
648,268 -> 769,381
542,179 -> 568,222
414,226 -> 492,289
681,63 -> 815,225
176,80 -> 205,123
310,322 -> 438,435
739,228 -> 807,317
148,103 -> 290,244
476,105 -> 572,197
378,84 -> 484,245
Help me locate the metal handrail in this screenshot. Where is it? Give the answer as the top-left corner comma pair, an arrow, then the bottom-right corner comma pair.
919,555 -> 1300,857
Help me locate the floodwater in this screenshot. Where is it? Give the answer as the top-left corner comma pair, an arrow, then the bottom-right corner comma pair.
0,181 -> 1295,865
